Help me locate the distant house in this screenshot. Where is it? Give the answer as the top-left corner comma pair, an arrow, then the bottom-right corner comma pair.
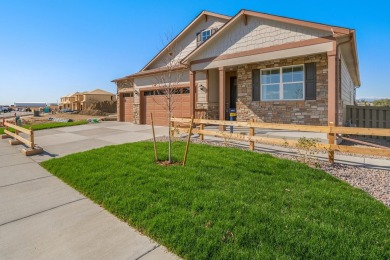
59,89 -> 116,111
113,9 -> 360,126
14,102 -> 47,108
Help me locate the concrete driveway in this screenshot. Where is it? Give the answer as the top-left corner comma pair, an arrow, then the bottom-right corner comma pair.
0,122 -> 177,259
26,121 -> 168,162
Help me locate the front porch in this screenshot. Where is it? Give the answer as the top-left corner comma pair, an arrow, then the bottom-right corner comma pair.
190,68 -> 238,122
189,53 -> 337,127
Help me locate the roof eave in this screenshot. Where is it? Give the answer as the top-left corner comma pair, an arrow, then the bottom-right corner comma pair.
351,30 -> 361,87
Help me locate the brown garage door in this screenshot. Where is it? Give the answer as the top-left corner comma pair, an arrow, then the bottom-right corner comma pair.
142,89 -> 190,126
121,93 -> 134,122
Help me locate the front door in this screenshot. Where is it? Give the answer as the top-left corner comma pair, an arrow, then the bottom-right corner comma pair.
230,76 -> 237,109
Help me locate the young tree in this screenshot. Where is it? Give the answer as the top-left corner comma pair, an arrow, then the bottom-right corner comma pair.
153,39 -> 186,163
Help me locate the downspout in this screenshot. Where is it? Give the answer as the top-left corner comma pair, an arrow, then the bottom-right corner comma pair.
333,29 -> 353,125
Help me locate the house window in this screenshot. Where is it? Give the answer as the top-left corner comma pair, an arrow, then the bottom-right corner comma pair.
201,29 -> 211,42
261,65 -> 304,101
197,29 -> 216,46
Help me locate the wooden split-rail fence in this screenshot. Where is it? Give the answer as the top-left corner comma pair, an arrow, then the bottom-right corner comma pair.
170,118 -> 390,164
1,119 -> 43,156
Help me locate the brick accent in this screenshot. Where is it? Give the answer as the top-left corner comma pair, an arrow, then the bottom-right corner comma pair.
117,80 -> 134,122
236,54 -> 328,125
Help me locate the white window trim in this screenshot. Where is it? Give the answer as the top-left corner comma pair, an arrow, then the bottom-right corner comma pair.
201,29 -> 211,42
260,64 -> 305,101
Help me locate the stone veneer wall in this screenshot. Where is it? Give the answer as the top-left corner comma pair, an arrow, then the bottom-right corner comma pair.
133,104 -> 140,124
236,54 -> 328,125
207,103 -> 219,120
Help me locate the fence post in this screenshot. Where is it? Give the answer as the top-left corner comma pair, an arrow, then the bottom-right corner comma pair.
30,127 -> 34,149
151,113 -> 158,162
249,118 -> 255,151
183,116 -> 194,166
328,122 -> 335,164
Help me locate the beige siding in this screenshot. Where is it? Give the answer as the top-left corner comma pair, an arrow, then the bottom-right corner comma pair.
133,70 -> 206,108
149,16 -> 227,69
83,94 -> 116,102
193,16 -> 331,60
196,71 -> 207,104
339,54 -> 355,125
133,70 -> 190,104
208,69 -> 219,103
340,55 -> 355,105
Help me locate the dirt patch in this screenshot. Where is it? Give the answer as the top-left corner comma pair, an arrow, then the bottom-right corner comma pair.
16,113 -> 116,125
79,101 -> 117,116
157,160 -> 182,166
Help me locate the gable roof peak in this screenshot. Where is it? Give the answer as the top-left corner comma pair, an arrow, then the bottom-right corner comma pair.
181,9 -> 353,63
139,10 -> 231,72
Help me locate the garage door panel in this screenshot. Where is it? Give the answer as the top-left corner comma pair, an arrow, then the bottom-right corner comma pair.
143,92 -> 190,126
123,97 -> 133,122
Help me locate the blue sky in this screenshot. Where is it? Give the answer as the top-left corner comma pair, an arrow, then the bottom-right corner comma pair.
0,0 -> 389,105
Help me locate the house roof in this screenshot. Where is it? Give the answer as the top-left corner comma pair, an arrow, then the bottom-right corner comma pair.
112,10 -> 231,82
112,9 -> 360,86
182,9 -> 352,63
181,9 -> 360,86
139,10 -> 231,72
66,92 -> 80,97
113,64 -> 187,82
85,89 -> 115,95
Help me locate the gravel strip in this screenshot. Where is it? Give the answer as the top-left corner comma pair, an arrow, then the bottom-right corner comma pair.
150,136 -> 390,207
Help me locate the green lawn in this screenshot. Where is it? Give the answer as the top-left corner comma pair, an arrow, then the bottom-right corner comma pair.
41,142 -> 390,259
0,121 -> 87,134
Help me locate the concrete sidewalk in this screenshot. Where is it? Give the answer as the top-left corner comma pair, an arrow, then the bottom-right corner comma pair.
0,122 -> 177,259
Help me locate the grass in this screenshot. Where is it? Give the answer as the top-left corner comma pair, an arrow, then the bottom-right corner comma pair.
0,120 -> 87,134
41,142 -> 390,259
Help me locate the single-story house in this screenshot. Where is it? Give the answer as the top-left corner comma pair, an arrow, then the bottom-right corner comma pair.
113,9 -> 360,126
59,89 -> 116,111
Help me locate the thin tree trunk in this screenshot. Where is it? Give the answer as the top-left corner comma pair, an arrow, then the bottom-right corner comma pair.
168,96 -> 172,163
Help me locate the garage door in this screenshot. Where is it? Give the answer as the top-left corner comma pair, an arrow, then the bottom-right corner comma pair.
121,93 -> 134,122
142,89 -> 190,126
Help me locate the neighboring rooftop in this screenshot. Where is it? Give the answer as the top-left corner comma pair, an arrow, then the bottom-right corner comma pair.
14,102 -> 48,107
62,89 -> 115,98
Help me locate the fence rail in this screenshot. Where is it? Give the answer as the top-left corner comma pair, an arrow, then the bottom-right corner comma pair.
170,118 -> 390,163
1,120 -> 43,156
